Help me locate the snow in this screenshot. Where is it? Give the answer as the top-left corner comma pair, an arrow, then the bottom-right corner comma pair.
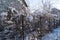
42,26 -> 60,40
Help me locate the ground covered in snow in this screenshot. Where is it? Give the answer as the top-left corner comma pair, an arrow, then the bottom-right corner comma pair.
42,26 -> 60,40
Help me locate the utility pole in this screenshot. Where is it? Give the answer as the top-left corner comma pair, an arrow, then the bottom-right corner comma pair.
20,0 -> 28,40
22,15 -> 25,40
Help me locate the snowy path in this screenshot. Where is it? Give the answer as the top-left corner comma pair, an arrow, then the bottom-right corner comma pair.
42,26 -> 60,40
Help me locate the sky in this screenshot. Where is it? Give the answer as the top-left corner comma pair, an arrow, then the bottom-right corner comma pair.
25,0 -> 60,12
53,0 -> 60,9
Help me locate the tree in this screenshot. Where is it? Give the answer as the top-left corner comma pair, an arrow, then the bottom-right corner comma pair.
41,0 -> 52,14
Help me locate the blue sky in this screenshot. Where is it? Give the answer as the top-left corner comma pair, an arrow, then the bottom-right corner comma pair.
25,0 -> 60,12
